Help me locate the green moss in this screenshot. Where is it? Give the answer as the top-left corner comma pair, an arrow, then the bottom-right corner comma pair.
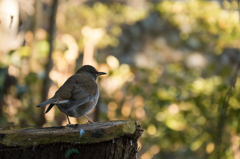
0,120 -> 136,147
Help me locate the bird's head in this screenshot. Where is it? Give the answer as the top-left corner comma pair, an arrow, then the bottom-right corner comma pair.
76,65 -> 106,80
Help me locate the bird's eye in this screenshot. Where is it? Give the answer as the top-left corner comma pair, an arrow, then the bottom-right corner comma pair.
91,71 -> 94,74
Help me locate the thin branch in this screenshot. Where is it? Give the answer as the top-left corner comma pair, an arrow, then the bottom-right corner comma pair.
40,0 -> 58,126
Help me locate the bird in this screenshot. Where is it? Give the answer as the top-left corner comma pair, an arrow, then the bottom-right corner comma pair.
36,65 -> 106,124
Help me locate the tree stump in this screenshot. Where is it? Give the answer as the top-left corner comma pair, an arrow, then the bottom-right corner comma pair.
0,120 -> 143,159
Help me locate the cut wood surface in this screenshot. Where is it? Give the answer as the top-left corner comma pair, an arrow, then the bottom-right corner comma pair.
0,120 -> 143,159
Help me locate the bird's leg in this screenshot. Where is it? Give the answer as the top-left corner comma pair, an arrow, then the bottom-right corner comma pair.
66,115 -> 72,125
85,115 -> 93,124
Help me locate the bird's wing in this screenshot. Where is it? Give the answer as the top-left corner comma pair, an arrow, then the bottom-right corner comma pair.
66,79 -> 97,112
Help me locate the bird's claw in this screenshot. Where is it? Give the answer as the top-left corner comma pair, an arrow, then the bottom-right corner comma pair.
85,120 -> 93,124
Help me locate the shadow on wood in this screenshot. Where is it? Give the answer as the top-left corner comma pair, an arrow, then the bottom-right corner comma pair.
0,120 -> 143,159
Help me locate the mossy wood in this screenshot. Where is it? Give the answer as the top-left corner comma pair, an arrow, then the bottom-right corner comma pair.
0,120 -> 143,159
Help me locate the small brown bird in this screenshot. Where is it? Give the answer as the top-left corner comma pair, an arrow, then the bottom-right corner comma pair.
36,65 -> 106,124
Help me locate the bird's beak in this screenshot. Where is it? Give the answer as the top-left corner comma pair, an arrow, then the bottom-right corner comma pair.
96,72 -> 107,76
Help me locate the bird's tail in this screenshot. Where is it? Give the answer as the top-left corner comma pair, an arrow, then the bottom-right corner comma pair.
45,104 -> 54,114
36,98 -> 55,107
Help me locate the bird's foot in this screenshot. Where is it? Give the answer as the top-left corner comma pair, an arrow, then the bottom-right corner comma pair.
66,123 -> 79,127
84,115 -> 93,124
84,120 -> 93,124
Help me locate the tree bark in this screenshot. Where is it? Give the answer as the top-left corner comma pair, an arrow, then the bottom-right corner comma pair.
38,0 -> 58,126
0,120 -> 143,159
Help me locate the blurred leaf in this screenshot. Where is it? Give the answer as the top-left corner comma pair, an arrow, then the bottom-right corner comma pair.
65,148 -> 79,158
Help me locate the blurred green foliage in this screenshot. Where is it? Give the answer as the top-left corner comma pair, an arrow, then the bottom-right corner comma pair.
57,2 -> 147,49
0,1 -> 240,159
158,0 -> 239,54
